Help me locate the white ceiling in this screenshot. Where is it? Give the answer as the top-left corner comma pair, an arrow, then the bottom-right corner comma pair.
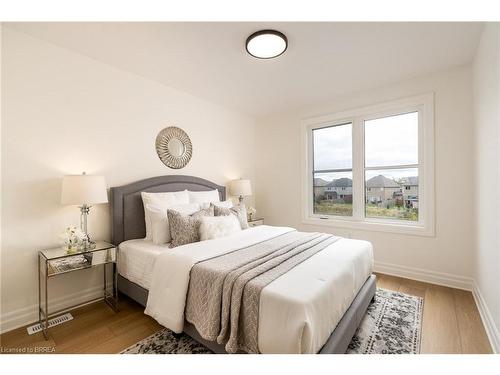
8,22 -> 483,118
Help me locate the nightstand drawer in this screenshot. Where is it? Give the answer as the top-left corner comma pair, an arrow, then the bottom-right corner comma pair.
248,219 -> 264,227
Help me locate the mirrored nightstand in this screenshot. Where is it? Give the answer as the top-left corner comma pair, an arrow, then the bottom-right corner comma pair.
248,218 -> 264,227
38,241 -> 118,339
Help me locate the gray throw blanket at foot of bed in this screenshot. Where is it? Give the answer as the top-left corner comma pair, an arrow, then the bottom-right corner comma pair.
185,231 -> 340,353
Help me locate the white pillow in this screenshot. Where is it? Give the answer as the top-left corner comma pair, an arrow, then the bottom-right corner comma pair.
146,205 -> 169,245
141,190 -> 189,240
188,189 -> 220,204
146,202 -> 200,245
199,215 -> 241,241
200,200 -> 233,210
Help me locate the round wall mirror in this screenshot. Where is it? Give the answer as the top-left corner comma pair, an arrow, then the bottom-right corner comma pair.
167,138 -> 185,157
155,126 -> 193,169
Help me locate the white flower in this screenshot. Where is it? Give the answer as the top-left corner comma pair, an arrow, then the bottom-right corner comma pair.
60,226 -> 86,247
73,228 -> 86,240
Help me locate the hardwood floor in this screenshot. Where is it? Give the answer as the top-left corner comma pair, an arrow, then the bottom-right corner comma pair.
376,273 -> 492,354
0,298 -> 163,354
0,273 -> 492,354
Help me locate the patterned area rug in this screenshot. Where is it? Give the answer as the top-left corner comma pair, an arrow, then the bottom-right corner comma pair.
346,288 -> 423,354
121,288 -> 423,354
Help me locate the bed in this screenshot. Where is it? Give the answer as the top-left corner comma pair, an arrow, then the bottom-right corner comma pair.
111,175 -> 376,354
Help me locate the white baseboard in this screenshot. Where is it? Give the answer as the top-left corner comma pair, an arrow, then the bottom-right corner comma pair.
0,284 -> 109,334
374,261 -> 474,291
472,281 -> 500,354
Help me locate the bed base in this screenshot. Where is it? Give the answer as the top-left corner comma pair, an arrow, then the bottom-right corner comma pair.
117,273 -> 376,354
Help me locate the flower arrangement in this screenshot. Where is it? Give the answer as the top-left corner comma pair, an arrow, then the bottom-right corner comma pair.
60,226 -> 87,253
247,206 -> 257,221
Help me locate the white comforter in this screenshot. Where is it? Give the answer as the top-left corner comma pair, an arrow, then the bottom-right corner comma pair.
145,225 -> 373,353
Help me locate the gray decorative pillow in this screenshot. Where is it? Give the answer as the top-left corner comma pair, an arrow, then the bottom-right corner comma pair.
168,207 -> 214,248
213,204 -> 249,229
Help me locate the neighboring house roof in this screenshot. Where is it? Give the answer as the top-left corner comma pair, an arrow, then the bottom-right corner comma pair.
326,178 -> 353,188
366,175 -> 400,188
400,176 -> 418,186
313,178 -> 329,187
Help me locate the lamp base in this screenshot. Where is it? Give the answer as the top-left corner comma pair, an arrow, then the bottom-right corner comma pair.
79,204 -> 94,249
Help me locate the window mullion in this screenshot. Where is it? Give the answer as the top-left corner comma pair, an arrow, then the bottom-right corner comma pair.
352,116 -> 364,221
313,168 -> 353,174
365,164 -> 419,171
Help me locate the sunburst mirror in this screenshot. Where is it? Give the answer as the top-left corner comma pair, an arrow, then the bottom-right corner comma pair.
155,126 -> 193,169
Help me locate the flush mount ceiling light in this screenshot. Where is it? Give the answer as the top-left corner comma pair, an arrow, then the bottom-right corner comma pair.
246,30 -> 288,59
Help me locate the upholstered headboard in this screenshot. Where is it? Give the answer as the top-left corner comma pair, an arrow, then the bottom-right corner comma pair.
110,175 -> 226,245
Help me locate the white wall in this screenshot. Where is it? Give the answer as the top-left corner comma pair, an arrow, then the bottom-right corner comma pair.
0,24 -> 3,317
0,27 -> 256,332
472,23 -> 500,353
256,65 -> 475,286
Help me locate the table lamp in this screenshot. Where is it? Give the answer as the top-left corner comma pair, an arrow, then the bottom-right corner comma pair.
61,172 -> 108,246
229,179 -> 252,204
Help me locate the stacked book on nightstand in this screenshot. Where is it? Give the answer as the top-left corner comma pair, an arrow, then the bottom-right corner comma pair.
48,254 -> 91,274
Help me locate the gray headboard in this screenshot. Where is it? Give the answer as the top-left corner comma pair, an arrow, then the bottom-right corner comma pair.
110,175 -> 226,245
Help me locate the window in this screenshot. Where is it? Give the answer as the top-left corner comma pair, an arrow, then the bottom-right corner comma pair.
313,123 -> 352,217
302,94 -> 434,236
364,112 -> 419,221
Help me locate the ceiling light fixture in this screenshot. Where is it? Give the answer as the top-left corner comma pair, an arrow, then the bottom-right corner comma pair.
246,30 -> 288,59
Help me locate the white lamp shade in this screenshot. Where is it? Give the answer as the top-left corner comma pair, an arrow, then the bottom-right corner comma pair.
61,174 -> 108,205
229,179 -> 252,197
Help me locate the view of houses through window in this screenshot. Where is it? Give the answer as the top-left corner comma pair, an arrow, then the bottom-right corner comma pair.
313,122 -> 353,216
313,112 -> 419,221
314,172 -> 353,216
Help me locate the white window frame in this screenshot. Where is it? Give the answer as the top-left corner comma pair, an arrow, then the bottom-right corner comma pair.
301,93 -> 435,236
